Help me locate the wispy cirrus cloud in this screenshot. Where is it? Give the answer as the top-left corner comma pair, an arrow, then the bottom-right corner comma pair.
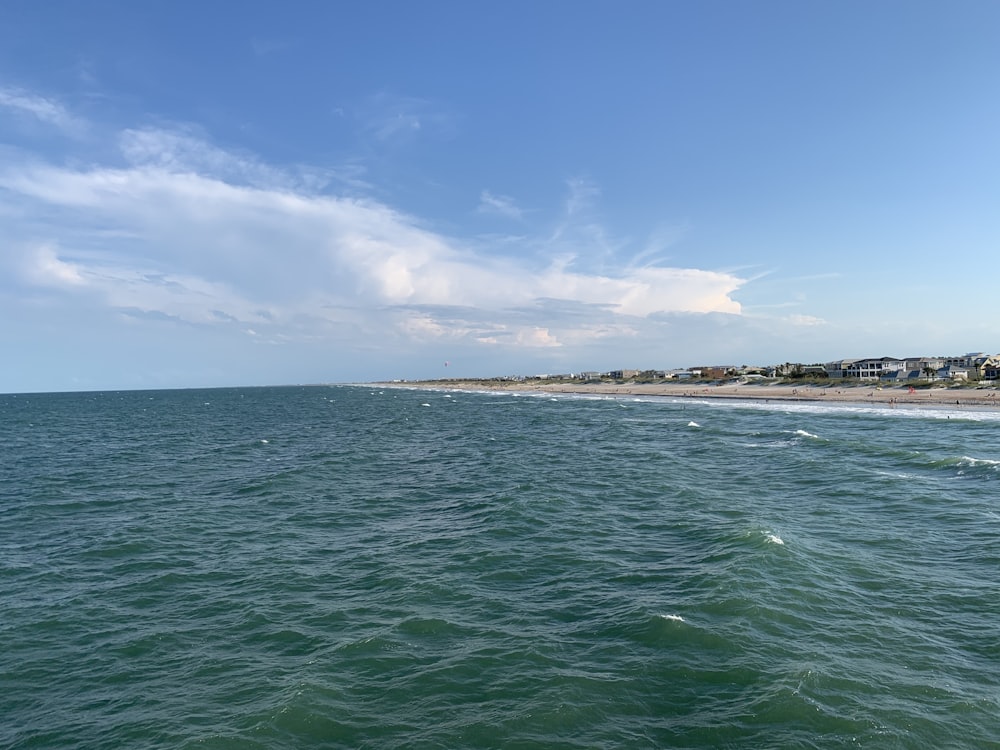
788,314 -> 826,326
0,86 -> 85,136
119,126 -> 335,192
355,91 -> 458,144
477,190 -> 524,220
565,176 -> 600,216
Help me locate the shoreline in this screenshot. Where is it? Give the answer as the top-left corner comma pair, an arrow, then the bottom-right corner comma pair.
383,380 -> 1000,412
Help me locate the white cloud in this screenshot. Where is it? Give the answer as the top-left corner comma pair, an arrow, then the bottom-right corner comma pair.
514,327 -> 561,347
21,245 -> 87,287
1,156 -> 747,339
0,86 -> 84,135
355,91 -> 455,144
565,177 -> 600,216
1,112 -> 750,362
119,126 -> 332,191
788,314 -> 826,326
374,113 -> 421,141
477,190 -> 524,220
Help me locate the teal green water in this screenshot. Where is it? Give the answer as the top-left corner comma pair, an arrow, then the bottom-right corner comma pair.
2,385 -> 999,748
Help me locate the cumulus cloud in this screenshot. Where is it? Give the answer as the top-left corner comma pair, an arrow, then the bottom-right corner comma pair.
20,245 -> 87,287
0,112 -> 749,360
514,327 -> 561,347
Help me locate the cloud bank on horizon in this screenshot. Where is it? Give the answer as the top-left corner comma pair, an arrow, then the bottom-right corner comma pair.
1,2 -> 998,392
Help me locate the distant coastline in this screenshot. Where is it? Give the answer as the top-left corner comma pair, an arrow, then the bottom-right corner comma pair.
387,379 -> 1000,412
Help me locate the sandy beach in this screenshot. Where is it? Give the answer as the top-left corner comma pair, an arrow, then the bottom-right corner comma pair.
395,380 -> 1000,411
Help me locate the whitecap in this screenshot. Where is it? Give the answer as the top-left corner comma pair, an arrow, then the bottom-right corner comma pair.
793,429 -> 819,439
659,614 -> 685,622
765,533 -> 784,545
874,470 -> 918,480
687,421 -> 700,428
260,439 -> 269,444
421,403 -> 431,407
957,456 -> 1000,467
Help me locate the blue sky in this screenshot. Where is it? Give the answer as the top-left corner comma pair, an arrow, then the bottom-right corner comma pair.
2,1 -> 999,392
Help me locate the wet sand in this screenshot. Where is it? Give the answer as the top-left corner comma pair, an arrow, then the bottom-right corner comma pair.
395,380 -> 1000,411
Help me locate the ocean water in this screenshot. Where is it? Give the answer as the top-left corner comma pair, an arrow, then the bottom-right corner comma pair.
2,385 -> 999,749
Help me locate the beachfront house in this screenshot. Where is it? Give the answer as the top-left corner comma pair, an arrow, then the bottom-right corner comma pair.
827,357 -> 902,380
689,366 -> 734,379
944,353 -> 990,368
934,365 -> 972,381
608,369 -> 641,380
978,356 -> 1000,381
827,356 -> 957,381
914,354 -> 999,381
878,358 -> 938,381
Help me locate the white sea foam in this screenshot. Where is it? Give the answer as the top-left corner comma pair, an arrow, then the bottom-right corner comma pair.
686,396 -> 1000,423
957,456 -> 1000,467
874,470 -> 918,480
659,614 -> 685,622
793,429 -> 820,439
381,384 -> 1000,421
259,439 -> 269,444
688,421 -> 700,428
765,533 -> 784,545
421,403 -> 431,407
